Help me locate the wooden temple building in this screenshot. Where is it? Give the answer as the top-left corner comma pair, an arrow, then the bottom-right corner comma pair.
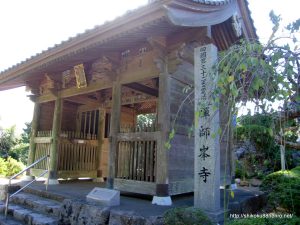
0,0 -> 256,199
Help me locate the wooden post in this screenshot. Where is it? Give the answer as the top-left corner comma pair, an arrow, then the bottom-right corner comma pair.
152,55 -> 172,205
95,109 -> 105,182
26,102 -> 40,177
49,97 -> 63,184
157,66 -> 170,185
107,80 -> 121,189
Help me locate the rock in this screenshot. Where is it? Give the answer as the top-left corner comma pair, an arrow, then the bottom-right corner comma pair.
250,178 -> 262,187
292,151 -> 300,167
234,141 -> 256,159
59,199 -> 110,225
239,180 -> 249,187
145,216 -> 164,225
78,204 -> 110,225
0,184 -> 20,201
108,210 -> 146,225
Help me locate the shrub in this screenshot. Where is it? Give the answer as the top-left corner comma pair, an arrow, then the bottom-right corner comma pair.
163,207 -> 213,225
260,167 -> 300,216
0,157 -> 25,177
0,157 -> 7,177
227,216 -> 300,225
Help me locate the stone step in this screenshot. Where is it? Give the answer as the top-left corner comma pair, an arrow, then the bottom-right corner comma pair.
23,187 -> 65,203
10,193 -> 62,217
0,214 -> 25,225
0,202 -> 59,225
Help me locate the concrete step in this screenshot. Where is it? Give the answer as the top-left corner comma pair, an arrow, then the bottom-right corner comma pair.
0,202 -> 59,225
10,193 -> 62,217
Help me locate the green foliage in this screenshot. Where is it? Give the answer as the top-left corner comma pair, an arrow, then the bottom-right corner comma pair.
0,123 -> 31,164
260,167 -> 300,216
235,160 -> 248,179
235,124 -> 274,148
212,12 -> 300,119
10,143 -> 30,165
0,157 -> 7,177
136,113 -> 156,128
235,113 -> 282,174
9,122 -> 31,164
227,216 -> 300,225
238,114 -> 275,128
0,126 -> 17,158
21,122 -> 31,144
0,157 -> 25,177
163,207 -> 213,225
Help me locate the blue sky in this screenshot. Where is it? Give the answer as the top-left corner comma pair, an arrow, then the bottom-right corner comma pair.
0,0 -> 299,134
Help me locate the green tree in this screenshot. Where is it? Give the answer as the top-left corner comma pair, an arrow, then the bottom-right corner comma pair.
213,11 -> 300,151
10,122 -> 31,164
0,126 -> 17,159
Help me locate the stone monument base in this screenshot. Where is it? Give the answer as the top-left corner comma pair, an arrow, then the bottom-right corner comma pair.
205,209 -> 227,224
93,177 -> 105,183
152,196 -> 172,206
46,179 -> 59,185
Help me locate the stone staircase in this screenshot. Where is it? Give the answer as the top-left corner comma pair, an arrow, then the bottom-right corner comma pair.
0,192 -> 63,225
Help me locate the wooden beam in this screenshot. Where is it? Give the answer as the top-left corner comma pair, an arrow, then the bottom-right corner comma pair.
114,178 -> 156,195
34,137 -> 52,144
117,131 -> 160,141
37,80 -> 112,103
65,95 -> 100,106
124,82 -> 158,97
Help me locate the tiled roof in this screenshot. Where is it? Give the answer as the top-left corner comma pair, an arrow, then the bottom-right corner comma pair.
0,0 -> 255,81
0,1 -> 152,75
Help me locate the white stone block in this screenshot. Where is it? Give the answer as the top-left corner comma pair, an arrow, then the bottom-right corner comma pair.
86,187 -> 120,206
152,196 -> 172,206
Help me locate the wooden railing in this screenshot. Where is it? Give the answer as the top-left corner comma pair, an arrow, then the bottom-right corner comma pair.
60,131 -> 98,140
34,130 -> 98,172
34,143 -> 51,169
116,131 -> 159,182
58,141 -> 98,171
37,130 -> 52,137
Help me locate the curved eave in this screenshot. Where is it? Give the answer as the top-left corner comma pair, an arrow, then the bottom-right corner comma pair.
237,0 -> 257,40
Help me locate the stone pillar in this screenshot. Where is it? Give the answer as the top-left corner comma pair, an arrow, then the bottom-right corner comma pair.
26,102 -> 40,178
107,80 -> 121,189
49,97 -> 63,185
194,44 -> 224,222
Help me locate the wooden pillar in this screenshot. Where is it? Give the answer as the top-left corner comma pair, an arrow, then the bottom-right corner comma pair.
107,80 -> 121,189
26,102 -> 40,176
95,109 -> 105,181
156,57 -> 171,197
49,97 -> 63,184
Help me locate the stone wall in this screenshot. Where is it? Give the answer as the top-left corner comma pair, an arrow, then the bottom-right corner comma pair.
59,199 -> 163,225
